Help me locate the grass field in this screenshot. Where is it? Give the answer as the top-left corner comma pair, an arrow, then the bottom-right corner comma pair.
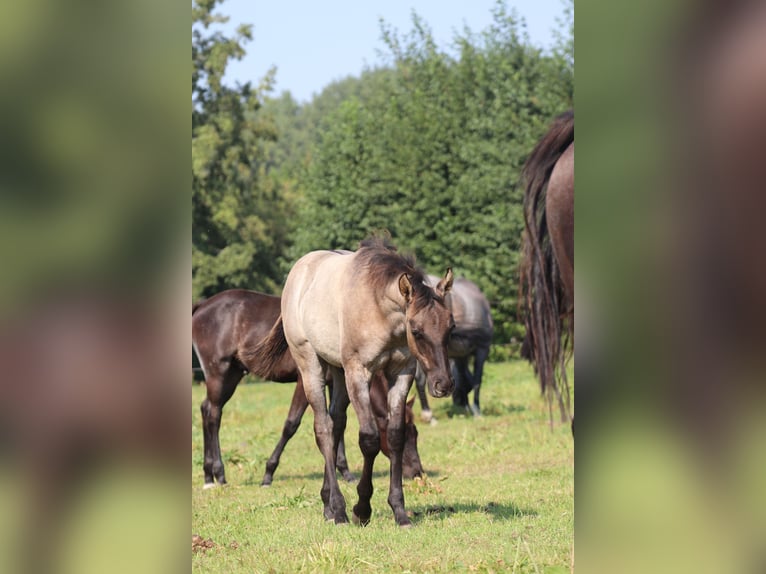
192,360 -> 573,573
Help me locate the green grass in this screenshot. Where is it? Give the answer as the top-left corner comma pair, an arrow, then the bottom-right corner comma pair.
192,360 -> 573,573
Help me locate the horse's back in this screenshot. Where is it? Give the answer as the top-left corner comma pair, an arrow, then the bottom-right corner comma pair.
192,290 -> 249,359
427,275 -> 493,340
451,279 -> 493,334
193,289 -> 283,371
281,251 -> 352,366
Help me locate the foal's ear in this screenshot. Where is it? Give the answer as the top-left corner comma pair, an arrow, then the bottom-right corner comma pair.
436,267 -> 454,295
398,273 -> 413,302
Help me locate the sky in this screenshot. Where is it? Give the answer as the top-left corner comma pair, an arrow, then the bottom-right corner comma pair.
218,0 -> 567,103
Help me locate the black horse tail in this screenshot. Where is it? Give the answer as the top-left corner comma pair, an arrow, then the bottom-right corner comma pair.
242,316 -> 291,380
519,110 -> 574,425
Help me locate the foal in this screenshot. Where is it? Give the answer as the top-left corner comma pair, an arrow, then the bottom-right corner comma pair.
249,238 -> 454,526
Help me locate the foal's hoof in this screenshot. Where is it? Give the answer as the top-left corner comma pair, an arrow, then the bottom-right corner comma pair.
352,511 -> 370,527
202,482 -> 217,490
340,471 -> 357,483
398,520 -> 413,529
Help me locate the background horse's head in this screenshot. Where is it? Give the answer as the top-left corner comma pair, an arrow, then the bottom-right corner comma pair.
399,267 -> 455,398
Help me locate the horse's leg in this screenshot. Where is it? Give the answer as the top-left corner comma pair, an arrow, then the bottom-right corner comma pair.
261,378 -> 309,486
200,362 -> 242,487
328,367 -> 351,484
414,363 -> 435,424
327,379 -> 355,482
335,431 -> 355,482
385,371 -> 415,527
470,346 -> 490,417
300,357 -> 348,524
451,357 -> 471,412
344,363 -> 379,526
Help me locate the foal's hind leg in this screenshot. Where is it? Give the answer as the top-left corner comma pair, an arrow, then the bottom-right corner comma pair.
201,363 -> 242,487
328,368 -> 352,484
327,380 -> 355,482
300,356 -> 348,524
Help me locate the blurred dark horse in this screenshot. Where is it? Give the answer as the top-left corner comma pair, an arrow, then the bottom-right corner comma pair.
415,276 -> 493,419
519,110 -> 574,427
192,289 -> 423,488
248,238 -> 454,526
0,296 -> 187,574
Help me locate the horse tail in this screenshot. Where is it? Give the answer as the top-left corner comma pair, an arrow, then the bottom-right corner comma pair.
242,316 -> 291,380
519,110 -> 574,425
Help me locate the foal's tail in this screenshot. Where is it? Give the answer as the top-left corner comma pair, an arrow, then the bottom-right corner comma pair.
242,316 -> 291,380
519,110 -> 574,425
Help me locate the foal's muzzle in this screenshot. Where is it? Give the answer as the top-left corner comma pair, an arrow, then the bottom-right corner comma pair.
428,375 -> 454,398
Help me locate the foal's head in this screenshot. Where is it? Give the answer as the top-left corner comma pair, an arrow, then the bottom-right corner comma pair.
399,268 -> 455,398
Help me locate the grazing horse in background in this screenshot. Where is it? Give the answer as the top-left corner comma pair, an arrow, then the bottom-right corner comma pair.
519,110 -> 574,427
414,276 -> 494,419
248,237 -> 454,527
192,289 -> 423,488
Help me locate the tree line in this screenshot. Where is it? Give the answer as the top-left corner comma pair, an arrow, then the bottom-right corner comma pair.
192,0 -> 573,344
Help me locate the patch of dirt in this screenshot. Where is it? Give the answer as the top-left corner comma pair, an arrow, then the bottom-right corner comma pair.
407,475 -> 444,495
192,534 -> 216,553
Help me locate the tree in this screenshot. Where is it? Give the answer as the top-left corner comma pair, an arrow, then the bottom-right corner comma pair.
291,2 -> 573,341
192,0 -> 292,300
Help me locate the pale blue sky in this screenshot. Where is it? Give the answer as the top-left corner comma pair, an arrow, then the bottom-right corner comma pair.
219,0 -> 567,103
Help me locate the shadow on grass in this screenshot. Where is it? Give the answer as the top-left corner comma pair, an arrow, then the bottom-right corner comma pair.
409,500 -> 537,523
255,468 -> 439,484
247,471 -> 342,484
436,402 -> 527,419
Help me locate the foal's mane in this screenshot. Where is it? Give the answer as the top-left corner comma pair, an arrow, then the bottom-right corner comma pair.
354,237 -> 440,308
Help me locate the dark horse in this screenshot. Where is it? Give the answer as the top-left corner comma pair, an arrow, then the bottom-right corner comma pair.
414,275 -> 493,419
248,238 -> 454,526
192,289 -> 423,489
519,110 -> 574,427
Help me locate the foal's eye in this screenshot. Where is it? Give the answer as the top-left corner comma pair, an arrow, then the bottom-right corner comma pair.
411,328 -> 423,339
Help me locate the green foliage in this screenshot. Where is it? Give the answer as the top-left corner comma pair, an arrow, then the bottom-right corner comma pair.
191,0 -> 574,339
192,0 -> 292,300
291,4 -> 573,340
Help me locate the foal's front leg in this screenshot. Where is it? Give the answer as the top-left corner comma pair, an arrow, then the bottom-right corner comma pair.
387,371 -> 415,527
